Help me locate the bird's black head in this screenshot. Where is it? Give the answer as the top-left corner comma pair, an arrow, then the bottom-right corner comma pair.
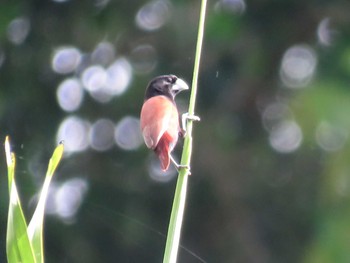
144,75 -> 189,101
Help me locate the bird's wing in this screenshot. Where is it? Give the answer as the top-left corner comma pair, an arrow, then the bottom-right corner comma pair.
140,96 -> 177,149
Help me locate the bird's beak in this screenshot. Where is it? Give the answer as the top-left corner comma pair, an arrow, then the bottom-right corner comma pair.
172,78 -> 189,92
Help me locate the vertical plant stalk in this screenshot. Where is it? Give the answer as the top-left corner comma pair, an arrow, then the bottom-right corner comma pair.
163,0 -> 207,262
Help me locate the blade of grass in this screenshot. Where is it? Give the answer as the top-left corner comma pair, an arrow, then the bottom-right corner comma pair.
27,142 -> 64,263
5,136 -> 36,263
163,0 -> 207,262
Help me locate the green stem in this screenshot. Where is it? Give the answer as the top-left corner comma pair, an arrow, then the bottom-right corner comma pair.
163,0 -> 207,262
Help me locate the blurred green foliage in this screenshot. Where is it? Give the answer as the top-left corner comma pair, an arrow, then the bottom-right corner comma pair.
1,0 -> 350,262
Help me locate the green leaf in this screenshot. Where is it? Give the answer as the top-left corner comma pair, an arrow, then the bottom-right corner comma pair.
27,142 -> 64,263
5,136 -> 36,263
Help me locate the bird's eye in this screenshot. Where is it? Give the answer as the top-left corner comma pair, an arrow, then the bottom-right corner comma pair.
163,79 -> 173,87
167,76 -> 177,84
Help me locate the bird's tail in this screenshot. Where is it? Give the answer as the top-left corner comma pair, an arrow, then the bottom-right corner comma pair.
155,133 -> 172,171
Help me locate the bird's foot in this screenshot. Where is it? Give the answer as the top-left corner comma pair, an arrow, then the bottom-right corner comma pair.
181,112 -> 200,135
170,155 -> 192,175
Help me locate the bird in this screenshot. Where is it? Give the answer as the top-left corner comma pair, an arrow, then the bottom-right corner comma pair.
140,75 -> 189,171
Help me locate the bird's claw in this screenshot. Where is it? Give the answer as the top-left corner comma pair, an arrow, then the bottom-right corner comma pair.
181,112 -> 200,135
182,112 -> 201,122
170,155 -> 192,175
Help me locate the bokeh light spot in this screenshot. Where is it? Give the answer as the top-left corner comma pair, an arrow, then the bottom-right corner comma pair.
262,102 -> 293,132
82,58 -> 132,103
335,171 -> 350,198
52,46 -> 82,74
135,0 -> 171,31
56,78 -> 84,112
0,48 -> 5,69
214,0 -> 246,14
91,41 -> 115,66
130,44 -> 157,74
89,119 -> 115,151
56,116 -> 90,153
315,121 -> 348,152
81,65 -> 107,92
269,120 -> 302,153
95,0 -> 110,8
52,0 -> 70,3
148,155 -> 177,182
317,18 -> 337,47
115,116 -> 143,151
105,57 -> 133,96
54,178 -> 88,223
7,17 -> 31,45
280,45 -> 317,88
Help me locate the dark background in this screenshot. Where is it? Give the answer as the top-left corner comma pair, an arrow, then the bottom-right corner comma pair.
1,0 -> 350,262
